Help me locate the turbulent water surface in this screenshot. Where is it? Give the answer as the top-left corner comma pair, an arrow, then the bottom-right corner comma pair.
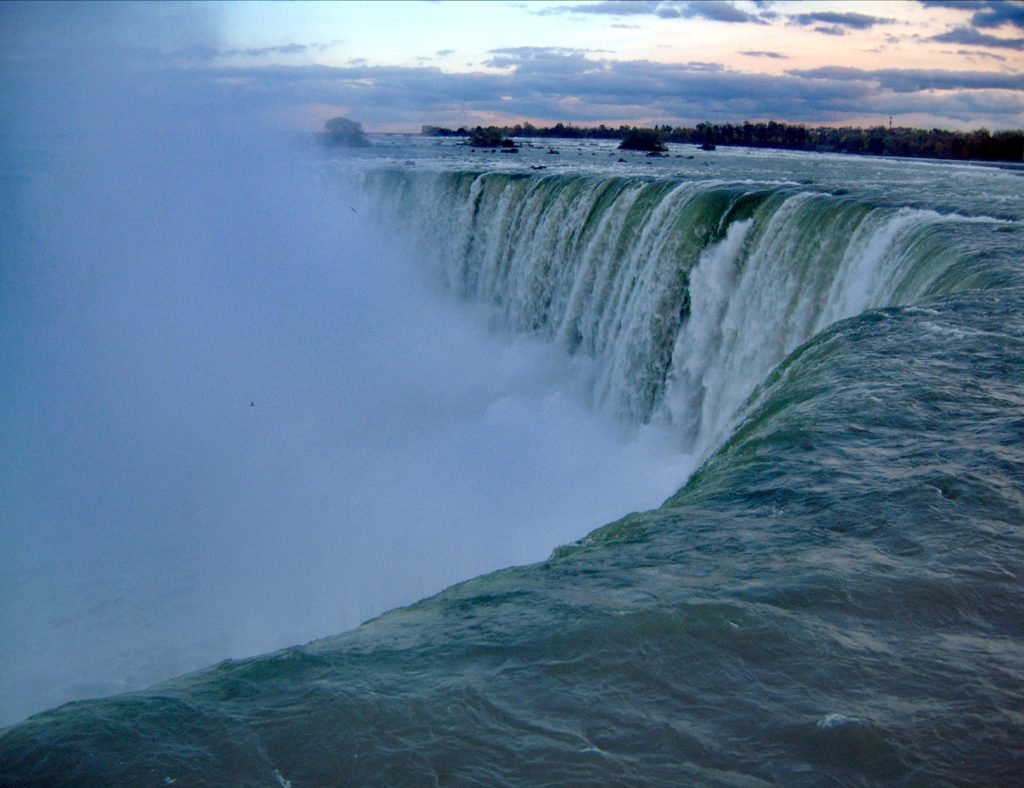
2,137 -> 1022,784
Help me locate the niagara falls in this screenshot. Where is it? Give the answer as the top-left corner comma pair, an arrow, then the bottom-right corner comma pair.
2,1 -> 1023,784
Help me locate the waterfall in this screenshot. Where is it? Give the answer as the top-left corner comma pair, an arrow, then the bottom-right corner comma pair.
367,169 -> 974,456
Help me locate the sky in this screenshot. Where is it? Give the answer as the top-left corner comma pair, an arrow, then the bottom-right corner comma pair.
2,1 -> 1024,130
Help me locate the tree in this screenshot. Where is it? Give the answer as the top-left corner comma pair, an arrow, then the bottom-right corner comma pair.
467,126 -> 517,148
323,116 -> 370,147
619,128 -> 667,153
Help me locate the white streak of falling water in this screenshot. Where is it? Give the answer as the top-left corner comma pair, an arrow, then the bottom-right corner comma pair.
660,197 -> 952,462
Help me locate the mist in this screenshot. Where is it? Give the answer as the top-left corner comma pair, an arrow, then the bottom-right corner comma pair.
0,4 -> 690,725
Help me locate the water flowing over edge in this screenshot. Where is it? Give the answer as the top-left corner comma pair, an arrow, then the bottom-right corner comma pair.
365,168 -> 988,462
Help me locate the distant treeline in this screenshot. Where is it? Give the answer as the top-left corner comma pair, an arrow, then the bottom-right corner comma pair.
421,121 -> 1024,163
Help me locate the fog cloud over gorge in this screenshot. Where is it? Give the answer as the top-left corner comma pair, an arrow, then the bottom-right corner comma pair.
1,2 -> 692,723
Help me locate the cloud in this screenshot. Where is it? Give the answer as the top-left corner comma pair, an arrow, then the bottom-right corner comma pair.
971,1 -> 1024,29
683,61 -> 726,72
542,1 -> 660,15
244,43 -> 309,57
488,45 -> 610,56
922,0 -> 1024,30
789,11 -> 896,31
790,66 -> 1024,92
541,0 -> 766,24
953,48 -> 1008,61
168,42 -> 323,61
190,49 -> 1022,131
929,25 -> 1024,49
923,2 -> 1024,50
483,46 -> 609,70
740,50 -> 788,58
418,49 -> 456,62
661,1 -> 764,23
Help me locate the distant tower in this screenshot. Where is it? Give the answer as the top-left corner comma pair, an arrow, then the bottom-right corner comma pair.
889,116 -> 893,131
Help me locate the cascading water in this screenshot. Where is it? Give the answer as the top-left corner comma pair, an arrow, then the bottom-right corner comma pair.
366,169 -> 974,459
660,196 -> 966,458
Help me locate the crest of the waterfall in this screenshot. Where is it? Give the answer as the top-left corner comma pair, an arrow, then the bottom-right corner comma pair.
814,207 -> 949,331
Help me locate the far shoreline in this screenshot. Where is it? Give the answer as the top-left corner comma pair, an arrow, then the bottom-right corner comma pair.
416,121 -> 1024,165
